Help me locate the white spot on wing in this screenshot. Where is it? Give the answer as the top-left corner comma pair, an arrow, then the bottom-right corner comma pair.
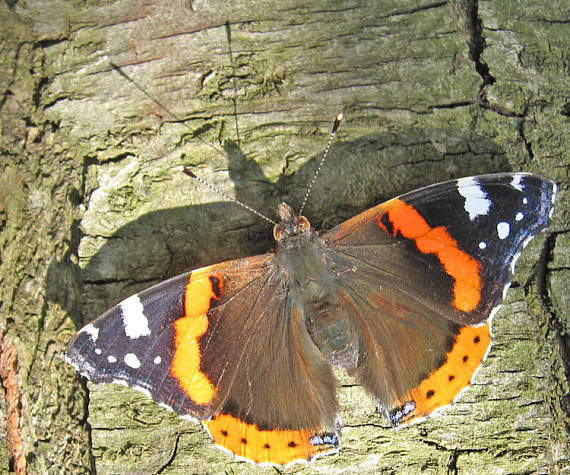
79,323 -> 99,343
515,211 -> 524,221
154,356 -> 161,365
107,355 -> 117,363
120,294 -> 151,339
124,353 -> 141,369
497,222 -> 510,240
523,197 -> 528,205
457,177 -> 491,221
479,241 -> 487,249
94,348 -> 102,355
510,174 -> 524,192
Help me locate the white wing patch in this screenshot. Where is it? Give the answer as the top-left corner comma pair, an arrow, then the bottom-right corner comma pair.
457,177 -> 491,221
79,323 -> 99,343
510,173 -> 525,192
120,294 -> 151,339
497,222 -> 510,240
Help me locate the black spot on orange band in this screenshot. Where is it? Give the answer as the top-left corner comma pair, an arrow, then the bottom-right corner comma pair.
392,322 -> 491,424
205,413 -> 338,466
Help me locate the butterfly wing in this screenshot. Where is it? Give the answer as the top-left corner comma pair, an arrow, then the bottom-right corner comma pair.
322,172 -> 556,424
67,253 -> 339,466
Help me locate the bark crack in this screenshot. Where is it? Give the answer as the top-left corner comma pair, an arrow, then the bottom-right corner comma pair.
536,233 -> 570,391
457,0 -> 495,91
455,2 -> 542,161
530,231 -> 570,452
155,431 -> 181,474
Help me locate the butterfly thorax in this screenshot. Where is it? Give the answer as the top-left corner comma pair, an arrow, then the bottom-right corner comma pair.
272,203 -> 337,293
273,202 -> 360,370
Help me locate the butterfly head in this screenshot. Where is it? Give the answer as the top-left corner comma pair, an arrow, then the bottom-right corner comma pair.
273,202 -> 312,242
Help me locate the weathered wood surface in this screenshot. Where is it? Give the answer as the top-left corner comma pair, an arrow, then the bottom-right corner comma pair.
0,0 -> 568,473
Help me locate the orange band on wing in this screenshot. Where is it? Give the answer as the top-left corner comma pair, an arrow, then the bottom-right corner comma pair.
171,270 -> 222,405
399,322 -> 490,423
378,199 -> 482,312
205,413 -> 337,466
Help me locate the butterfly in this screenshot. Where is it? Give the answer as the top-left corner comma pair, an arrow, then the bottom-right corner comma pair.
66,116 -> 556,466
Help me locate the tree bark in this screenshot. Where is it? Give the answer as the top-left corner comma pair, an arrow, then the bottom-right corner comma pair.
1,0 -> 568,473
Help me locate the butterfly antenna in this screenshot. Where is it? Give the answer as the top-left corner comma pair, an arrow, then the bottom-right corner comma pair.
176,166 -> 277,226
298,113 -> 343,216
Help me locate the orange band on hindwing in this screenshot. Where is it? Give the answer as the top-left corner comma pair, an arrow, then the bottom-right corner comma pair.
205,414 -> 338,465
171,270 -> 222,405
396,322 -> 491,423
377,199 -> 482,312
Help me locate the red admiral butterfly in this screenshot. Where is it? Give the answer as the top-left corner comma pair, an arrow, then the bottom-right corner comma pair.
66,117 -> 556,466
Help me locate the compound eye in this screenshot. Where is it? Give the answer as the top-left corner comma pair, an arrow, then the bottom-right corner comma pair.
273,224 -> 284,241
297,216 -> 310,232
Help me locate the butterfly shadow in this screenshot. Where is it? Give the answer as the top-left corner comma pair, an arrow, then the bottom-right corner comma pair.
44,127 -> 514,472
58,129 -> 512,325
